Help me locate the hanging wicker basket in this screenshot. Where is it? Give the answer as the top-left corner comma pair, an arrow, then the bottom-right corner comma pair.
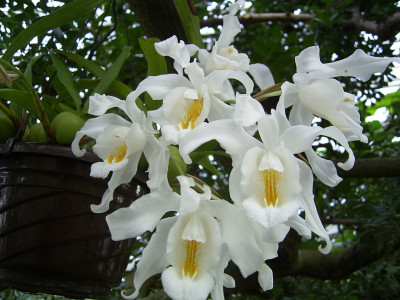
0,142 -> 147,298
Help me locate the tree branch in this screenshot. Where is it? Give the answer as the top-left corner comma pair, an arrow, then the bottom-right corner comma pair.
201,10 -> 400,40
200,12 -> 315,27
337,157 -> 400,178
342,2 -> 400,40
290,230 -> 396,279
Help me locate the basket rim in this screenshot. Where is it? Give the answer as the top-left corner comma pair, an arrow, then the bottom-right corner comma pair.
0,142 -> 148,183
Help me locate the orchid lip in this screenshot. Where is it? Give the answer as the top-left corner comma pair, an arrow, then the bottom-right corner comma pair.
180,97 -> 204,130
182,239 -> 202,278
263,169 -> 281,207
107,142 -> 127,163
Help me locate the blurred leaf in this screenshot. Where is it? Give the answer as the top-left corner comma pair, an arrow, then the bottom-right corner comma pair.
58,50 -> 106,77
197,156 -> 220,176
50,53 -> 81,111
24,54 -> 44,84
2,0 -> 106,61
92,46 -> 131,95
173,0 -> 204,47
138,38 -> 167,77
139,38 -> 167,110
0,89 -> 39,118
76,79 -> 132,99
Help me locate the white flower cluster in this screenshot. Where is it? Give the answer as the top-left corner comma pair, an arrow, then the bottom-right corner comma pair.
72,1 -> 399,299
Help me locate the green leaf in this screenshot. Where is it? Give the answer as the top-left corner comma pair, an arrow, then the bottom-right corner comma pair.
50,53 -> 81,111
139,38 -> 167,110
2,0 -> 106,61
24,54 -> 44,84
138,38 -> 167,76
372,88 -> 400,114
0,89 -> 39,118
57,50 -> 106,77
173,0 -> 204,47
92,46 -> 131,95
76,79 -> 132,99
197,156 -> 220,176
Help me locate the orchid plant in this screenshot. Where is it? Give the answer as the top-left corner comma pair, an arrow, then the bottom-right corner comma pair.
71,1 -> 400,299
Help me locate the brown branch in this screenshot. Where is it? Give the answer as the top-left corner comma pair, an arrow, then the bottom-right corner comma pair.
337,157 -> 400,178
290,230 -> 395,279
200,12 -> 315,27
342,1 -> 400,40
201,10 -> 400,40
226,229 -> 398,296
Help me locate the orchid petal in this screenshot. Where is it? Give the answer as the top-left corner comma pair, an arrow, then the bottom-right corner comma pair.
155,35 -> 190,72
261,223 -> 290,243
295,46 -> 335,75
326,49 -> 400,81
143,135 -> 170,189
305,149 -> 343,187
207,94 -> 234,122
126,74 -> 191,103
72,114 -> 131,156
258,263 -> 273,291
162,267 -> 214,300
248,63 -> 275,89
88,93 -> 127,116
217,14 -> 241,50
228,0 -> 245,15
227,70 -> 254,94
285,214 -> 312,239
179,119 -> 259,164
257,115 -> 280,149
210,245 -> 234,300
122,217 -> 176,299
209,201 -> 264,277
297,159 -> 332,254
234,94 -> 265,127
320,126 -> 355,170
91,151 -> 141,213
177,176 -> 202,214
281,124 -> 322,154
106,188 -> 179,240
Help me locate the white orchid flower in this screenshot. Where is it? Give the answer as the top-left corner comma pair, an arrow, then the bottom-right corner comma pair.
180,113 -> 335,254
279,46 -> 400,143
127,61 -> 253,145
107,175 -> 273,299
198,0 -> 249,74
107,176 -> 222,300
72,93 -> 169,213
154,35 -> 198,75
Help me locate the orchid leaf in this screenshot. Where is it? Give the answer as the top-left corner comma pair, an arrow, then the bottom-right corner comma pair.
76,79 -> 132,99
0,89 -> 39,118
50,53 -> 81,111
58,51 -> 133,98
24,54 -> 44,84
2,0 -> 105,61
92,46 -> 131,95
173,0 -> 204,47
57,51 -> 105,77
139,38 -> 166,110
197,156 -> 220,176
139,38 -> 167,76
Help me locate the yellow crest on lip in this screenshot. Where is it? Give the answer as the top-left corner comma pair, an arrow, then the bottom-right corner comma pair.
180,98 -> 204,130
263,169 -> 280,207
183,240 -> 201,278
107,143 -> 127,164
